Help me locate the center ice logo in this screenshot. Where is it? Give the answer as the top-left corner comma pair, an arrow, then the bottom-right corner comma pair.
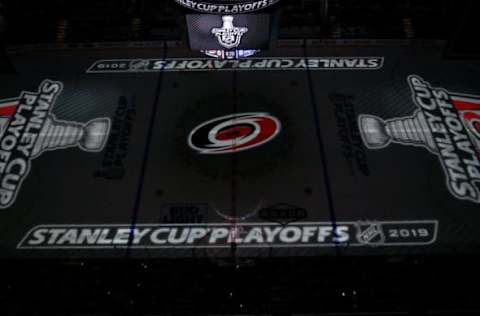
211,15 -> 248,49
188,112 -> 281,154
358,75 -> 480,203
0,80 -> 111,209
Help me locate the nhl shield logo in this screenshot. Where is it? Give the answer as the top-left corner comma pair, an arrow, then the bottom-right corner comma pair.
355,221 -> 386,245
211,16 -> 248,49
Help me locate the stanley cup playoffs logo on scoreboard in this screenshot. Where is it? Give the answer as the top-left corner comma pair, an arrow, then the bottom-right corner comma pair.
359,75 -> 480,203
212,15 -> 248,49
0,80 -> 111,209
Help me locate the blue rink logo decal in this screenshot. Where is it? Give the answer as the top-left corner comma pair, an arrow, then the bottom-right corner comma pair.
17,220 -> 438,249
359,75 -> 480,203
188,112 -> 281,154
0,80 -> 111,209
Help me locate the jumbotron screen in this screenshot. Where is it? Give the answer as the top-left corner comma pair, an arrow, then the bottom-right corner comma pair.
1,42 -> 479,258
186,14 -> 271,50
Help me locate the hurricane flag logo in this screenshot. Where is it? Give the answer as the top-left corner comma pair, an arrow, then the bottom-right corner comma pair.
188,112 -> 281,154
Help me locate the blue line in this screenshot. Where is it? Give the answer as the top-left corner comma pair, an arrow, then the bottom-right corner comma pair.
127,42 -> 168,256
302,40 -> 340,254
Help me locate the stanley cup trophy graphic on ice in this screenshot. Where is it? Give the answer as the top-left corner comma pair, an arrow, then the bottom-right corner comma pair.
0,79 -> 111,209
358,75 -> 480,203
211,15 -> 248,49
358,110 -> 439,153
0,101 -> 110,158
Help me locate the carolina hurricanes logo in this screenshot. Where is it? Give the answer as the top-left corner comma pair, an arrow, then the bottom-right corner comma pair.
472,118 -> 480,138
456,97 -> 480,139
188,112 -> 281,154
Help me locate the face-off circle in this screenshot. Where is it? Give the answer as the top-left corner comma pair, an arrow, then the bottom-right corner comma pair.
188,112 -> 281,154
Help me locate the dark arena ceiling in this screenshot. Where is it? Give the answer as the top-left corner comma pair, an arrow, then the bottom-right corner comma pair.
0,0 -> 476,42
0,0 -> 478,59
0,0 -> 480,315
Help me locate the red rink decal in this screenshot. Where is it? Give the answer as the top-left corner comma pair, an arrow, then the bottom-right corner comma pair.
0,100 -> 19,117
188,112 -> 281,154
452,95 -> 480,138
